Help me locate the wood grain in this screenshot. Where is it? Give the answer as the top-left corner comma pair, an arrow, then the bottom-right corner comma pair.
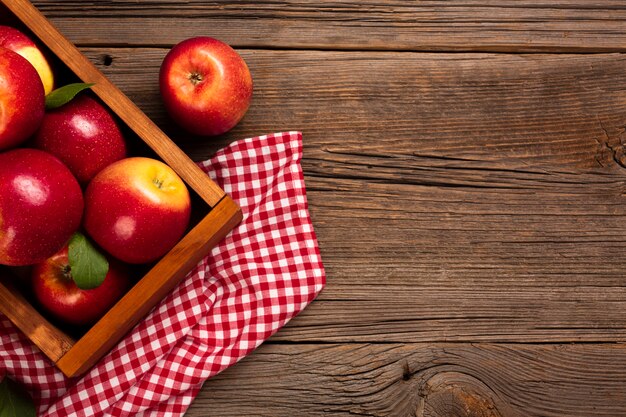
82,48 -> 626,343
11,1 -> 626,414
80,48 -> 626,171
187,342 -> 626,416
31,0 -> 626,52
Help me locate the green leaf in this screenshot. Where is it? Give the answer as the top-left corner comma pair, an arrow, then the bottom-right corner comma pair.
68,232 -> 109,290
0,377 -> 36,417
45,83 -> 95,109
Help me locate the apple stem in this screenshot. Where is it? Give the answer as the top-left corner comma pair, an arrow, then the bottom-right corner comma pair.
153,178 -> 164,189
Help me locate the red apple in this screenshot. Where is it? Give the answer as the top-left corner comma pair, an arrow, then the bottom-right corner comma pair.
0,149 -> 83,266
84,157 -> 191,264
0,25 -> 54,95
0,47 -> 45,150
159,36 -> 253,136
33,95 -> 127,184
32,246 -> 131,326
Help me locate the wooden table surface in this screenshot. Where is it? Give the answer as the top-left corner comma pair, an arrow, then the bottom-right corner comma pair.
34,1 -> 626,415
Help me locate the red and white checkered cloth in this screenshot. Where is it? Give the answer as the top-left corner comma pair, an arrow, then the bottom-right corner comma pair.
0,131 -> 325,416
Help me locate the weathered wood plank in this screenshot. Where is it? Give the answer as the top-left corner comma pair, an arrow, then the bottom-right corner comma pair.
32,1 -> 626,52
82,48 -> 626,171
187,342 -> 626,416
79,48 -> 626,342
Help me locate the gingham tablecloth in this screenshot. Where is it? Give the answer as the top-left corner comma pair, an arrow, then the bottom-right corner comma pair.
0,131 -> 326,416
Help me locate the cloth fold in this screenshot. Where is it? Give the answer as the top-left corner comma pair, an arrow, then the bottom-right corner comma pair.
0,131 -> 325,416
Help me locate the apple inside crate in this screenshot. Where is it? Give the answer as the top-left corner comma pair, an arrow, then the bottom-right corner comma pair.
0,0 -> 242,378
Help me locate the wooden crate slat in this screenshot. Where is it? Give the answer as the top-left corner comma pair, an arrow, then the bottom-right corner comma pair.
56,196 -> 241,377
0,274 -> 75,362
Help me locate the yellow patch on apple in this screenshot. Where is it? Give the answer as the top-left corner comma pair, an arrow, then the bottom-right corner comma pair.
16,46 -> 54,95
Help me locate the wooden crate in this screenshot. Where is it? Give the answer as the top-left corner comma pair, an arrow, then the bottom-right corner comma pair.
0,0 -> 242,377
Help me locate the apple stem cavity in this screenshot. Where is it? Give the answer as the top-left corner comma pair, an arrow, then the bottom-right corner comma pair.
62,264 -> 72,280
188,72 -> 203,86
153,178 -> 164,189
